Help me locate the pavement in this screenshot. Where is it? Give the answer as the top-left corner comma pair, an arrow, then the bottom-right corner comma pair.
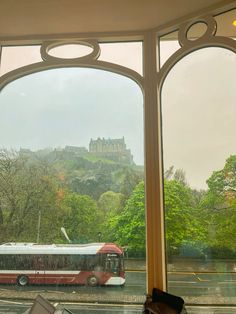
0,288 -> 145,304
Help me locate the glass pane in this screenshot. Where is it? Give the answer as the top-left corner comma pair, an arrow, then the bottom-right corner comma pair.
0,46 -> 42,76
162,47 -> 236,305
48,44 -> 93,58
99,42 -> 143,75
186,22 -> 208,40
159,31 -> 180,67
0,67 -> 145,310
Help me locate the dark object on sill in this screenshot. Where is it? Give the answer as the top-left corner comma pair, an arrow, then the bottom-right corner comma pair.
27,295 -> 74,314
144,288 -> 187,314
28,295 -> 55,314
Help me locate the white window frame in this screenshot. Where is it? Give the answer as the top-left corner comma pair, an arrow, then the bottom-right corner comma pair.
0,2 -> 235,297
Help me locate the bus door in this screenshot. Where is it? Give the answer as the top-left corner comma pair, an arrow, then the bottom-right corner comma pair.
34,255 -> 46,284
105,254 -> 120,276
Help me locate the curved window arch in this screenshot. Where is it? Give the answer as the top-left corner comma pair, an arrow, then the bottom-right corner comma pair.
0,54 -> 146,305
0,5 -> 236,312
161,44 -> 236,304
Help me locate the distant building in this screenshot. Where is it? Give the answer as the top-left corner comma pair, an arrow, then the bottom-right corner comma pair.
64,146 -> 88,155
89,137 -> 133,164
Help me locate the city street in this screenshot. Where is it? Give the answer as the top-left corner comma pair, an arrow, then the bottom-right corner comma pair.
1,270 -> 236,298
0,270 -> 236,313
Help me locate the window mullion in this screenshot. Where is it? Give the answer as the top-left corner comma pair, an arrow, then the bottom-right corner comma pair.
143,30 -> 166,294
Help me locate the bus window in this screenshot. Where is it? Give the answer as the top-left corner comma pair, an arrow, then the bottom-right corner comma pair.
105,254 -> 120,275
34,256 -> 45,270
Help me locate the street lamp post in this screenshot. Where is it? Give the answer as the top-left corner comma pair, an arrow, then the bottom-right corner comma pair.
98,232 -> 102,242
36,210 -> 41,243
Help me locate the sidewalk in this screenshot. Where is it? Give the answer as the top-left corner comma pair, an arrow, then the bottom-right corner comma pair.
0,288 -> 146,304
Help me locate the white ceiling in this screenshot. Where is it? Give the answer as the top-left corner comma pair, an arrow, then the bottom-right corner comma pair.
0,0 -> 235,39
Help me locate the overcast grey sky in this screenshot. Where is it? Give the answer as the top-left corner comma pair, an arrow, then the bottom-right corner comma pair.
0,43 -> 236,190
162,46 -> 236,190
0,67 -> 143,164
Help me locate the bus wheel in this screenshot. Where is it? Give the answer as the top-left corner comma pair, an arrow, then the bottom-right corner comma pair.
87,275 -> 98,287
17,275 -> 29,286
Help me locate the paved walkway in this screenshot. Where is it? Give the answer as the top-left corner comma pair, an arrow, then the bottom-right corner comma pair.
0,288 -> 145,304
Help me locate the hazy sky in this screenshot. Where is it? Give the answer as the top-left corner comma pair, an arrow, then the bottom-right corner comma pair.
0,67 -> 143,164
0,43 -> 144,165
0,43 -> 236,190
162,46 -> 236,190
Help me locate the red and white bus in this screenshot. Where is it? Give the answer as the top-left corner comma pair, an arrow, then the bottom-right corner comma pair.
0,242 -> 125,286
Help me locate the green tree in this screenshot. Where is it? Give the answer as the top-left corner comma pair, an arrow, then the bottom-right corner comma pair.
164,179 -> 205,256
109,178 -> 205,257
62,192 -> 101,243
0,149 -> 63,243
111,181 -> 145,255
200,155 -> 236,253
98,191 -> 125,242
119,167 -> 143,200
98,191 -> 124,214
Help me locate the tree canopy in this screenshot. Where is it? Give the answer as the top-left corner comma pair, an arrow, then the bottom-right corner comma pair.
1,148 -> 236,259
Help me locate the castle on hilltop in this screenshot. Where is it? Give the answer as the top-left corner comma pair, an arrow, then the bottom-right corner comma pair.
48,137 -> 134,165
89,137 -> 133,164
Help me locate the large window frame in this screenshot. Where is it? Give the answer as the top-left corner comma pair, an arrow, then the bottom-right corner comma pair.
0,2 -> 235,299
